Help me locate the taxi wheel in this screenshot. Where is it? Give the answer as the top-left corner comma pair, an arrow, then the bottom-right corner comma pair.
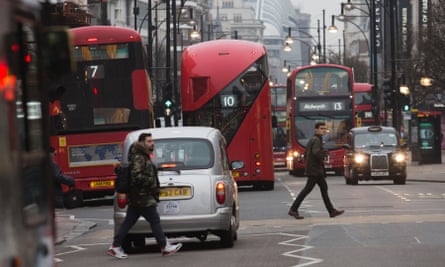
394,177 -> 406,185
121,236 -> 132,252
220,214 -> 236,248
349,168 -> 358,185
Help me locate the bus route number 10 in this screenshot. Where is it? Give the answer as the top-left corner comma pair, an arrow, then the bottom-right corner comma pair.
221,95 -> 238,108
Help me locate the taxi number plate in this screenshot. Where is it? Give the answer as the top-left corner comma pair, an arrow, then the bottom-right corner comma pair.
90,180 -> 114,188
371,171 -> 389,176
159,187 -> 191,198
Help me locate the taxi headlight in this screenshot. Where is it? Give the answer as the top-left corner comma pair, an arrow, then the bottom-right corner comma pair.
393,153 -> 405,163
354,153 -> 365,164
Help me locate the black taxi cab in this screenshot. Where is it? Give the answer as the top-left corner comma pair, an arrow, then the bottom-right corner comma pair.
343,126 -> 407,185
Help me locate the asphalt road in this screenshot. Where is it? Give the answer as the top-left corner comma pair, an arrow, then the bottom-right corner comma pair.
55,167 -> 445,267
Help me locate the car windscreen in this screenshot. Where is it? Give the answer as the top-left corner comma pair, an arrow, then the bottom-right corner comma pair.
152,139 -> 214,169
354,132 -> 398,148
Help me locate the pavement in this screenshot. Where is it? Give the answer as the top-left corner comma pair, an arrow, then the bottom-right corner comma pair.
54,213 -> 97,245
54,150 -> 445,246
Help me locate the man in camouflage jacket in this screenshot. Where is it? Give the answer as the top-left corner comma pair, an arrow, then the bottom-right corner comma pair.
127,135 -> 160,207
108,133 -> 181,258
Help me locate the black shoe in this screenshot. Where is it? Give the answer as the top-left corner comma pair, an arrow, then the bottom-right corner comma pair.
330,209 -> 344,218
288,210 -> 304,220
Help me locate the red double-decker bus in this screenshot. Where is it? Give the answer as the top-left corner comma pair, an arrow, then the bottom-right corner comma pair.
271,84 -> 287,167
353,83 -> 376,127
49,26 -> 153,208
181,40 -> 275,190
286,64 -> 354,176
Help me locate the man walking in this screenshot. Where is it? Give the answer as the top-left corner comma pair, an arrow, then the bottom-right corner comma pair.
107,133 -> 182,259
288,122 -> 344,219
50,146 -> 75,208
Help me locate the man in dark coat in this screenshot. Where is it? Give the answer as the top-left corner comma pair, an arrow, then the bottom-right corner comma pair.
50,146 -> 75,208
107,133 -> 181,259
288,122 -> 344,219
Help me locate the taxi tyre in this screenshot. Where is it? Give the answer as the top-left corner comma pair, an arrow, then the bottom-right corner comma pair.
394,175 -> 407,185
121,235 -> 146,252
121,236 -> 132,252
347,167 -> 358,185
220,213 -> 237,248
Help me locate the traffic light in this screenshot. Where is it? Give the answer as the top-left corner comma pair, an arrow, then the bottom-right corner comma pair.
164,99 -> 174,116
399,95 -> 410,112
382,78 -> 393,108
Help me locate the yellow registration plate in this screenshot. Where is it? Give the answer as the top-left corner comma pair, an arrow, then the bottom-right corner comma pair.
90,180 -> 114,188
231,171 -> 240,178
159,187 -> 191,198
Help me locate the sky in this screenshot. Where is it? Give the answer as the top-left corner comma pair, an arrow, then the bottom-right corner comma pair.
291,0 -> 344,52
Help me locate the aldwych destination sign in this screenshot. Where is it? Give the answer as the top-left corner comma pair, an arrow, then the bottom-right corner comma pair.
299,100 -> 346,112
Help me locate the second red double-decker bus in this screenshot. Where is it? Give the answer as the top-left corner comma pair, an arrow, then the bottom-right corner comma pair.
49,26 -> 153,208
181,40 -> 275,190
286,64 -> 354,176
271,84 -> 287,168
353,83 -> 376,127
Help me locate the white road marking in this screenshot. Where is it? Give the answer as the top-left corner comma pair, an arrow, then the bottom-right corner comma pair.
414,236 -> 421,244
376,186 -> 411,201
249,232 -> 323,267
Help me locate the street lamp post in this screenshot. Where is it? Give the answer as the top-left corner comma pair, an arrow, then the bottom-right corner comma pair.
337,5 -> 370,81
284,10 -> 337,64
339,0 -> 380,124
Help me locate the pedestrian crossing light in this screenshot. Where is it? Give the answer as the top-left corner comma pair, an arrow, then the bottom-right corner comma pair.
164,99 -> 173,116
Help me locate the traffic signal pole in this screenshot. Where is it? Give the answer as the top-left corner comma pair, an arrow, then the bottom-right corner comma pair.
389,0 -> 400,132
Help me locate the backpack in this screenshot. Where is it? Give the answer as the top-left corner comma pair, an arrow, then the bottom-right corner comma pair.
114,164 -> 131,193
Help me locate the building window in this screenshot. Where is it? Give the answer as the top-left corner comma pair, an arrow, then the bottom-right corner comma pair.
114,9 -> 121,20
222,1 -> 234,8
233,14 -> 242,23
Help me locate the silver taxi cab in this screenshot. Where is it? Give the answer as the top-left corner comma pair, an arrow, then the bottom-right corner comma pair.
113,127 -> 240,250
343,126 -> 407,185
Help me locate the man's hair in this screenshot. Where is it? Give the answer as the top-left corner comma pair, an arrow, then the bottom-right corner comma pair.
138,132 -> 152,142
315,122 -> 326,129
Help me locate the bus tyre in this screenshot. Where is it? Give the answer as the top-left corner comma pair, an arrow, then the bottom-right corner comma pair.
263,181 -> 274,190
63,189 -> 83,209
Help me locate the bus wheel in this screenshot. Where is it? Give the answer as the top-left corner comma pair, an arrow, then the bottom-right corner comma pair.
63,190 -> 83,209
291,169 -> 305,177
261,181 -> 274,190
336,168 -> 345,176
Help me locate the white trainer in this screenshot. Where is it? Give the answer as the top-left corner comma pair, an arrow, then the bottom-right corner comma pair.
107,246 -> 128,259
161,242 -> 182,256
